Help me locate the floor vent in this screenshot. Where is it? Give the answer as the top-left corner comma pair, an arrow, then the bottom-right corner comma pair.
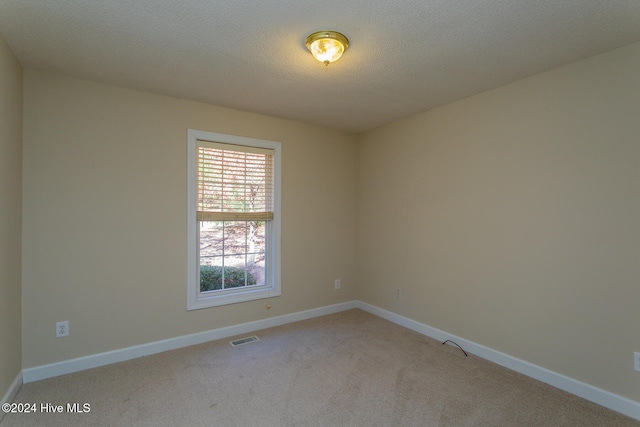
230,336 -> 259,347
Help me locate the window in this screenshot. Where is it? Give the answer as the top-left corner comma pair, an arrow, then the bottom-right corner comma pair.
187,130 -> 281,310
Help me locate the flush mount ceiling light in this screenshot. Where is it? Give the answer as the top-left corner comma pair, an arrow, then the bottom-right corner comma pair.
305,31 -> 349,66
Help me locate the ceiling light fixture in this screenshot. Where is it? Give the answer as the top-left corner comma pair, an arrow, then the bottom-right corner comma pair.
305,31 -> 349,66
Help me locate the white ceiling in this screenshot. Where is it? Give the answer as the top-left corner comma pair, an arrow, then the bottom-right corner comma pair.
2,0 -> 640,133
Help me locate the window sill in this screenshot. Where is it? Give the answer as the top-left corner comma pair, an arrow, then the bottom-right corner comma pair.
187,285 -> 281,310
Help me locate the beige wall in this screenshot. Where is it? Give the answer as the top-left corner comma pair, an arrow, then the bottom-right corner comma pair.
356,41 -> 640,401
0,33 -> 23,398
22,70 -> 356,368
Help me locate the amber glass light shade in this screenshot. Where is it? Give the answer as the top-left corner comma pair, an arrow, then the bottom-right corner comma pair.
305,31 -> 349,66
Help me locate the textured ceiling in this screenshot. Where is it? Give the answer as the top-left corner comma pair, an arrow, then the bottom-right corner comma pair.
2,0 -> 640,132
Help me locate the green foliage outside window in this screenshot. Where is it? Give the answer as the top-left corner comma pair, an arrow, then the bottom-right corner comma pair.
200,265 -> 257,291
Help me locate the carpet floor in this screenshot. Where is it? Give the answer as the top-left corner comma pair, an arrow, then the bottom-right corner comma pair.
2,309 -> 638,426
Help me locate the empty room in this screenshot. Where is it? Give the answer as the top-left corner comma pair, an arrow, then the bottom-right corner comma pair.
1,1 -> 639,425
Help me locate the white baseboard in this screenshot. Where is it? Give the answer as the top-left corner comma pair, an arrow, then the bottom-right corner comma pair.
22,300 -> 358,383
356,301 -> 640,422
0,371 -> 23,424
18,299 -> 640,422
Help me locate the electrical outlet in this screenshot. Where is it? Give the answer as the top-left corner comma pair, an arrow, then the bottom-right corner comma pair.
56,321 -> 69,338
395,288 -> 400,298
335,279 -> 341,290
635,352 -> 640,372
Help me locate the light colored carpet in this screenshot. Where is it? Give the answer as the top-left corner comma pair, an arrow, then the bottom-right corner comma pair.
2,309 -> 638,426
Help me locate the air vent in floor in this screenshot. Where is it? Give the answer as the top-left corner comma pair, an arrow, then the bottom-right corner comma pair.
230,336 -> 259,347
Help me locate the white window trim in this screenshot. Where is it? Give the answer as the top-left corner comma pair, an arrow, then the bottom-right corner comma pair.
187,129 -> 281,310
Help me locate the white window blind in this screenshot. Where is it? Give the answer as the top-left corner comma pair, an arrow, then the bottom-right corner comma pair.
197,140 -> 274,222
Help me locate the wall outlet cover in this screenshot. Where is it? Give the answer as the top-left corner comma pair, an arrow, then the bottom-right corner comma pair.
56,321 -> 69,338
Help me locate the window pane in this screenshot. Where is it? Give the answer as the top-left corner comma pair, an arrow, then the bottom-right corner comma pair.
223,221 -> 247,256
247,258 -> 266,286
246,221 -> 266,286
222,255 -> 247,289
199,221 -> 223,258
199,257 -> 223,292
247,221 -> 266,254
